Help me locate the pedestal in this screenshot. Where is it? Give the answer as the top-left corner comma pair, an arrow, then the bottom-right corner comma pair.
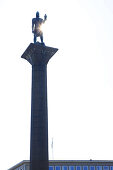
21,43 -> 58,170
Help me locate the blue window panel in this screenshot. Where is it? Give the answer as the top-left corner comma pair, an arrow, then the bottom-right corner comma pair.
49,167 -> 54,170
76,166 -> 81,170
110,167 -> 113,170
55,166 -> 61,170
83,166 -> 88,170
69,166 -> 75,170
96,166 -> 102,170
103,167 -> 109,170
90,166 -> 95,170
62,166 -> 68,170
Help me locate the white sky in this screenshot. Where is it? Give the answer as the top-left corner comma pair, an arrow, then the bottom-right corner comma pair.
0,0 -> 113,169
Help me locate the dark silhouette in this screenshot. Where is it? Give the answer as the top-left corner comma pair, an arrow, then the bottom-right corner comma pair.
21,43 -> 58,170
32,11 -> 47,44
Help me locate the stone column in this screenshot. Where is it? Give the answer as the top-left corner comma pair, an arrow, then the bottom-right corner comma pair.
21,43 -> 58,170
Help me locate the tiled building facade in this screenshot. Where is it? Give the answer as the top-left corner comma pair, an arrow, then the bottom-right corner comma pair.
8,160 -> 113,170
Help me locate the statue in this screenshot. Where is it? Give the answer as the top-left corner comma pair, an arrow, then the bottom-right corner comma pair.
32,11 -> 47,45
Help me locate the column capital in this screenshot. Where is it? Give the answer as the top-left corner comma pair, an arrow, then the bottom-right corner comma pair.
21,43 -> 58,66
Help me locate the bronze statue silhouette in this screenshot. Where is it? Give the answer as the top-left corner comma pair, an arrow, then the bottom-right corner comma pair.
32,11 -> 47,44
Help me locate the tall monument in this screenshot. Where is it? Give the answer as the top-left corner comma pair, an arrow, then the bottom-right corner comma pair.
21,12 -> 58,170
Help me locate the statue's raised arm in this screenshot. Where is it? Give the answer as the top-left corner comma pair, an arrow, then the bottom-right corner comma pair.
32,11 -> 47,45
43,14 -> 47,23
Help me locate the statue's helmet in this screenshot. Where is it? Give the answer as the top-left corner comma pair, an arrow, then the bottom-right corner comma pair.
36,11 -> 39,18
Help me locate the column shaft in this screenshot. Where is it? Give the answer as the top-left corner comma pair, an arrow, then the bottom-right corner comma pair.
21,43 -> 58,170
30,65 -> 48,170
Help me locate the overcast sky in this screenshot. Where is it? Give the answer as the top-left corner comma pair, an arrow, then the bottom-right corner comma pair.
0,0 -> 113,169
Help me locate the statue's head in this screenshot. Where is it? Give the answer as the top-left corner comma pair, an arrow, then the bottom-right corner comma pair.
36,11 -> 39,18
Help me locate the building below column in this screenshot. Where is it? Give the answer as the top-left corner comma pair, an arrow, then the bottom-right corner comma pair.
8,160 -> 113,170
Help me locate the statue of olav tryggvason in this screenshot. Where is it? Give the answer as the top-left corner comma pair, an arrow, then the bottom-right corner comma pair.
32,11 -> 47,45
21,12 -> 58,170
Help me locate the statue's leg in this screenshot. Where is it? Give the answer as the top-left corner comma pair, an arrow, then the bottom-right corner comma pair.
40,34 -> 43,43
34,35 -> 37,43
